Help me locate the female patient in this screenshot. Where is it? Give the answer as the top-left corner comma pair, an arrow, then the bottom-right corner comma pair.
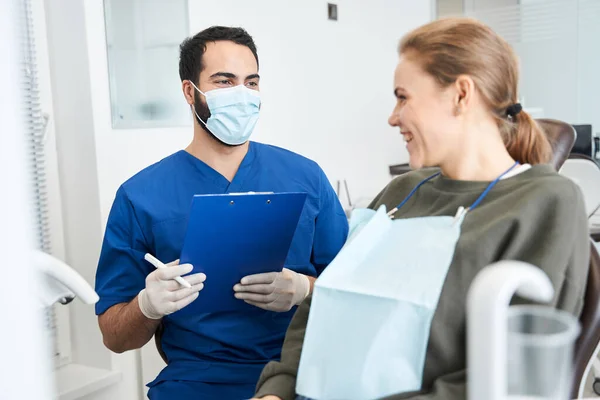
252,18 -> 590,400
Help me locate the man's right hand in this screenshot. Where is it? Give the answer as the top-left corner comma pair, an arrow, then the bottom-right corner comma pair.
137,260 -> 206,319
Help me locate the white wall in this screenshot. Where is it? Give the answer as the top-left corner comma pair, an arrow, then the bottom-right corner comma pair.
464,0 -> 518,12
438,0 -> 464,16
576,0 -> 600,133
514,0 -> 580,123
47,0 -> 432,398
45,0 -> 141,398
44,0 -> 109,371
472,0 -> 600,136
86,0 -> 430,216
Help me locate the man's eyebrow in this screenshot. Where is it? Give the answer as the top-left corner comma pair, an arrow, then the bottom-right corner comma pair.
209,72 -> 237,79
246,74 -> 260,80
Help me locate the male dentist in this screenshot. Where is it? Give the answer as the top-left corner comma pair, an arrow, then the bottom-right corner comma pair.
95,26 -> 348,399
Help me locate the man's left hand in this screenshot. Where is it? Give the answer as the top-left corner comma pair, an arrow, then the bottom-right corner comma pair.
233,268 -> 310,312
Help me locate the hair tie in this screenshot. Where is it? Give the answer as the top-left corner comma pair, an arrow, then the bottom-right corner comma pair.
506,103 -> 523,118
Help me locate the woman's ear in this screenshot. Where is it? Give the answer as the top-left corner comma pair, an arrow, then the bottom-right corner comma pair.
182,80 -> 195,105
453,75 -> 475,116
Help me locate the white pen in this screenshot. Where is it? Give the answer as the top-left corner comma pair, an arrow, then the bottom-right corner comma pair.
144,253 -> 192,289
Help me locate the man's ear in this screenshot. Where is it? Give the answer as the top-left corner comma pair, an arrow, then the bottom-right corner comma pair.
182,80 -> 195,105
453,75 -> 475,116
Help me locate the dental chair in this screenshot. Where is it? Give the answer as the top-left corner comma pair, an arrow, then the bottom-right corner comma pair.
559,153 -> 600,397
537,119 -> 577,171
535,119 -> 600,398
573,241 -> 600,398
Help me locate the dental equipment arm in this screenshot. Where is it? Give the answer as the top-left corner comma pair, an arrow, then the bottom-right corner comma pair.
34,249 -> 99,308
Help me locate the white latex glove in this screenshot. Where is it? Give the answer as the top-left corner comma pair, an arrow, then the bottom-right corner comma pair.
138,260 -> 206,319
233,268 -> 310,312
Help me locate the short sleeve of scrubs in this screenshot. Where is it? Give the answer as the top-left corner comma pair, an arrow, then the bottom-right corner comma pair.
95,186 -> 152,315
311,168 -> 349,274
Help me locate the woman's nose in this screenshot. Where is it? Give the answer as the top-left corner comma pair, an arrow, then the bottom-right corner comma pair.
388,111 -> 400,127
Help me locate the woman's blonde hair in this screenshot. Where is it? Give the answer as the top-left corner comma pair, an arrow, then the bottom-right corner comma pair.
399,18 -> 552,164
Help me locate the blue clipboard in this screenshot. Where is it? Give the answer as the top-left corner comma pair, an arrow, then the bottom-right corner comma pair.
178,192 -> 308,313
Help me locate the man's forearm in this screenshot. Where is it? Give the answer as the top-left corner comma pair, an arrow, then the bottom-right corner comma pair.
98,295 -> 161,353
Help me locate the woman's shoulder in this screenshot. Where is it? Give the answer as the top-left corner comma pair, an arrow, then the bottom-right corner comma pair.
512,164 -> 582,204
492,165 -> 587,229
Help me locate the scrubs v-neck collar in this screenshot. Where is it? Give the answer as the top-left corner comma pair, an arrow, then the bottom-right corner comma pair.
179,141 -> 258,193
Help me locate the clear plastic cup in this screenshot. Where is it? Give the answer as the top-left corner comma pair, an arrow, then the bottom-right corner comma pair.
506,305 -> 580,400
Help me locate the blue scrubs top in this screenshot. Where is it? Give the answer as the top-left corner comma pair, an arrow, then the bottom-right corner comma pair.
94,142 -> 349,399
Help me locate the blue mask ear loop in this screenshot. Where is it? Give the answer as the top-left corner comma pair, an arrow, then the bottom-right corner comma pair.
188,80 -> 210,129
188,80 -> 206,97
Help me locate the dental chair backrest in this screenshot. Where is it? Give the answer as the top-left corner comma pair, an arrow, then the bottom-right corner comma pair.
536,118 -> 577,170
572,241 -> 600,398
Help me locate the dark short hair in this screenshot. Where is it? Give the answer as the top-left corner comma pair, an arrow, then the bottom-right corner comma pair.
178,26 -> 259,84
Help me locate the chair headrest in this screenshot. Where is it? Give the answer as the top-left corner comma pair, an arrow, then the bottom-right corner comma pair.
536,119 -> 577,170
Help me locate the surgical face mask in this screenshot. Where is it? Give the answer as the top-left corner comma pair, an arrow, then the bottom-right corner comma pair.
190,82 -> 261,146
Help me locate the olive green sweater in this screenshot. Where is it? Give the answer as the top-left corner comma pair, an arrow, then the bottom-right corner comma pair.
255,165 -> 590,400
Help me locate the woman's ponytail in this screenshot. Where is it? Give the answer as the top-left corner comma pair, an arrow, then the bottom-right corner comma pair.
503,109 -> 552,165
